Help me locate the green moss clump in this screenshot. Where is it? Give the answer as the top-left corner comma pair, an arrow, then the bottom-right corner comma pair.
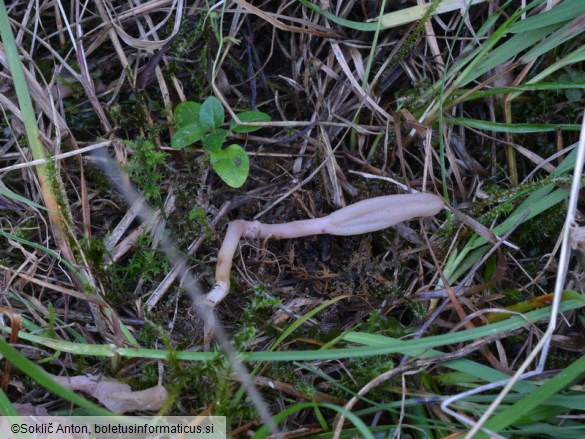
124,138 -> 168,204
232,285 -> 281,349
79,236 -> 108,274
364,311 -> 413,338
105,234 -> 169,304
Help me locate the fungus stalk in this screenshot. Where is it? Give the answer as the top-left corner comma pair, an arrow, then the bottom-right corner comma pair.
205,193 -> 445,307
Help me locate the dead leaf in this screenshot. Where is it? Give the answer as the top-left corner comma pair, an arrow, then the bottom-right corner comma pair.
51,374 -> 167,414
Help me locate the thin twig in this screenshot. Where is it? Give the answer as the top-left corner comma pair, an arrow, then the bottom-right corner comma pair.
88,149 -> 281,438
0,141 -> 109,173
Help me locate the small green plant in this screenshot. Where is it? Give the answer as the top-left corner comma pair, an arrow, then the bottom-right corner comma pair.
558,70 -> 585,102
171,96 -> 270,188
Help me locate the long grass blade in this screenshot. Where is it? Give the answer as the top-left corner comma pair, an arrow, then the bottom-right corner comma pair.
0,338 -> 112,415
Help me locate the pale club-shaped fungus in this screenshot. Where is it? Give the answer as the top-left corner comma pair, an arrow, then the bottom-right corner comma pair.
205,193 -> 445,311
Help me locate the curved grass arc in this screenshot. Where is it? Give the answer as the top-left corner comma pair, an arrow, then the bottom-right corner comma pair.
2,294 -> 582,362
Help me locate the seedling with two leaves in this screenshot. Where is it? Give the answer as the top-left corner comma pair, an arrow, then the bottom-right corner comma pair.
171,96 -> 271,188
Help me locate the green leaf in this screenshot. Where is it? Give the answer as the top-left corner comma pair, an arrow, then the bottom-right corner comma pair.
171,123 -> 206,149
230,111 -> 272,133
202,129 -> 227,153
566,88 -> 582,102
173,101 -> 201,129
200,96 -> 224,130
209,144 -> 249,188
448,82 -> 585,103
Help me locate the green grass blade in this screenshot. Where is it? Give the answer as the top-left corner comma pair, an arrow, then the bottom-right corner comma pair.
511,422 -> 585,438
0,338 -> 112,415
0,393 -> 32,439
233,295 -> 348,404
344,332 -> 538,393
449,82 -> 585,103
0,230 -> 87,284
297,0 -> 378,31
447,184 -> 572,282
362,0 -> 388,88
298,0 -> 490,31
462,0 -> 585,84
0,0 -> 72,244
445,1 -> 536,89
0,187 -> 46,210
378,0 -> 488,30
4,295 -> 584,362
520,14 -> 585,63
294,362 -> 383,407
317,403 -> 375,439
485,354 -> 585,434
269,295 -> 347,352
468,24 -> 560,82
0,1 -> 45,163
507,44 -> 585,101
251,401 -> 375,439
443,147 -> 579,282
150,296 -> 585,361
421,0 -> 539,115
508,0 -> 585,33
0,388 -> 19,415
446,116 -> 581,133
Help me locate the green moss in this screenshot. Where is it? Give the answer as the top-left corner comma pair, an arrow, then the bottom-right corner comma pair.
79,236 -> 108,274
46,302 -> 57,339
188,207 -> 213,243
263,362 -> 317,402
137,321 -> 160,349
45,159 -> 82,262
105,234 -> 169,304
473,175 -> 573,223
127,362 -> 159,390
75,356 -> 88,375
164,348 -> 250,417
124,137 -> 168,204
331,354 -> 395,400
65,103 -> 101,135
166,16 -> 209,99
364,311 -> 413,338
12,218 -> 37,242
231,285 -> 281,349
108,94 -> 150,134
371,283 -> 403,301
514,208 -> 566,250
